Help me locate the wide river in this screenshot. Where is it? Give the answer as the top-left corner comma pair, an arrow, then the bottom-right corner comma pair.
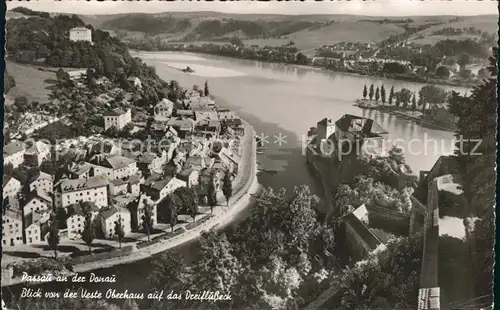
4,52 -> 469,305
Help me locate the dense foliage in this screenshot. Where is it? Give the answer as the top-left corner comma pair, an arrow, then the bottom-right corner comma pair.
335,175 -> 413,215
338,235 -> 422,309
146,185 -> 336,309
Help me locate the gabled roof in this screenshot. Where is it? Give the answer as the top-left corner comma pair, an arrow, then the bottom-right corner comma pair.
3,175 -> 20,188
25,190 -> 53,205
3,207 -> 22,221
177,168 -> 196,182
27,170 -> 53,185
25,141 -> 51,156
335,114 -> 388,135
100,206 -> 129,220
101,156 -> 136,170
317,118 -> 333,127
3,141 -> 25,156
156,98 -> 174,108
67,203 -> 84,217
137,152 -> 158,164
103,109 -> 128,117
57,175 -> 109,193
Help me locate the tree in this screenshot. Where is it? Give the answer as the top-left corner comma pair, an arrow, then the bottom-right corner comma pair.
339,236 -> 422,309
478,67 -> 490,79
411,93 -> 417,114
362,85 -> 367,100
375,87 -> 380,103
142,202 -> 155,241
388,86 -> 395,106
192,230 -> 241,293
399,88 -> 412,109
457,53 -> 470,69
148,251 -> 186,291
172,187 -> 198,223
435,66 -> 451,78
368,84 -> 374,101
114,214 -> 125,249
204,80 -> 210,97
222,170 -> 233,208
380,85 -> 386,105
207,175 -> 217,215
418,85 -> 448,114
47,213 -> 60,259
81,212 -> 95,255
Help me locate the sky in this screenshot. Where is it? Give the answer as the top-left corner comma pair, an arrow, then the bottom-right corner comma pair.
7,0 -> 499,16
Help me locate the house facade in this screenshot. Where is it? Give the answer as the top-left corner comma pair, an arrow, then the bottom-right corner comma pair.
27,171 -> 53,195
99,206 -> 131,239
69,27 -> 92,43
2,209 -> 23,247
91,155 -> 139,180
3,141 -> 25,168
22,190 -> 52,217
54,175 -> 109,209
3,176 -> 22,198
154,98 -> 174,121
24,141 -> 51,167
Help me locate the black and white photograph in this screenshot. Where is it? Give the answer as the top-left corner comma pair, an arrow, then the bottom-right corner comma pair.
1,1 -> 497,309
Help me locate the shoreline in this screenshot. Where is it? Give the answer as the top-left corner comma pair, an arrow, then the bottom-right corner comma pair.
1,121 -> 259,287
131,49 -> 478,89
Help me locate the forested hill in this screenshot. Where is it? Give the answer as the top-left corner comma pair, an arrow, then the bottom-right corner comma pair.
6,7 -> 171,104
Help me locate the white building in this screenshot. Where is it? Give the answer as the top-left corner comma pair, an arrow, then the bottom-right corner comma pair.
131,194 -> 157,231
24,141 -> 51,167
69,27 -> 92,43
103,109 -> 132,131
27,171 -> 53,195
90,155 -> 139,180
54,175 -> 109,209
154,98 -> 174,122
99,206 -> 131,239
66,203 -> 99,240
2,208 -> 23,247
3,141 -> 25,168
3,176 -> 21,198
142,174 -> 187,202
22,190 -> 52,217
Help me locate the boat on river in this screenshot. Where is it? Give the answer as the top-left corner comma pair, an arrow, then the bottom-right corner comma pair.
182,66 -> 195,73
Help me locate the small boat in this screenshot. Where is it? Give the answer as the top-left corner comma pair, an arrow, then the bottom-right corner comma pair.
182,66 -> 195,73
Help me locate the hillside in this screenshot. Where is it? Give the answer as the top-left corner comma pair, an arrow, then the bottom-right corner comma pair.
77,12 -> 497,52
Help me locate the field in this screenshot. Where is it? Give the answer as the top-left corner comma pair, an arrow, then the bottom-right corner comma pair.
6,62 -> 55,104
80,12 -> 498,55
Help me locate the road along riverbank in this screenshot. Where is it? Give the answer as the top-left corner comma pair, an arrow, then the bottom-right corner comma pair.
1,121 -> 259,286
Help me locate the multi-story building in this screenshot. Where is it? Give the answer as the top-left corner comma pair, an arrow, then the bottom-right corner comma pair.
26,171 -> 53,195
69,27 -> 92,43
3,176 -> 22,198
2,208 -> 23,247
59,162 -> 93,180
103,109 -> 132,131
24,210 -> 49,245
98,206 -> 131,239
90,155 -> 139,180
141,174 -> 187,202
136,151 -> 168,176
66,203 -> 99,240
3,141 -> 25,168
128,194 -> 157,231
22,190 -> 52,217
177,168 -> 199,188
154,98 -> 174,121
54,175 -> 109,209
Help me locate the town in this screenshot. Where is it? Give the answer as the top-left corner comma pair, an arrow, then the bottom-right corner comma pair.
2,25 -> 254,273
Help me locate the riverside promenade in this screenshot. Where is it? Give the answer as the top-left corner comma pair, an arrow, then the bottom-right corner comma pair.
73,121 -> 259,273
1,121 -> 259,286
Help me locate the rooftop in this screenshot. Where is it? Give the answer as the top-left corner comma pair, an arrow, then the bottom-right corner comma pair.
100,206 -> 130,220
3,141 -> 25,156
335,114 -> 388,137
103,109 -> 129,117
57,175 -> 109,193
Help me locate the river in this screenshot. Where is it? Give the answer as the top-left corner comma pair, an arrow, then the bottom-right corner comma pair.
3,52 -> 469,306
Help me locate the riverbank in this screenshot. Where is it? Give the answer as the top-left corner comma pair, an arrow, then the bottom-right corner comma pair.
1,121 -> 259,288
131,47 -> 478,89
353,100 -> 422,122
